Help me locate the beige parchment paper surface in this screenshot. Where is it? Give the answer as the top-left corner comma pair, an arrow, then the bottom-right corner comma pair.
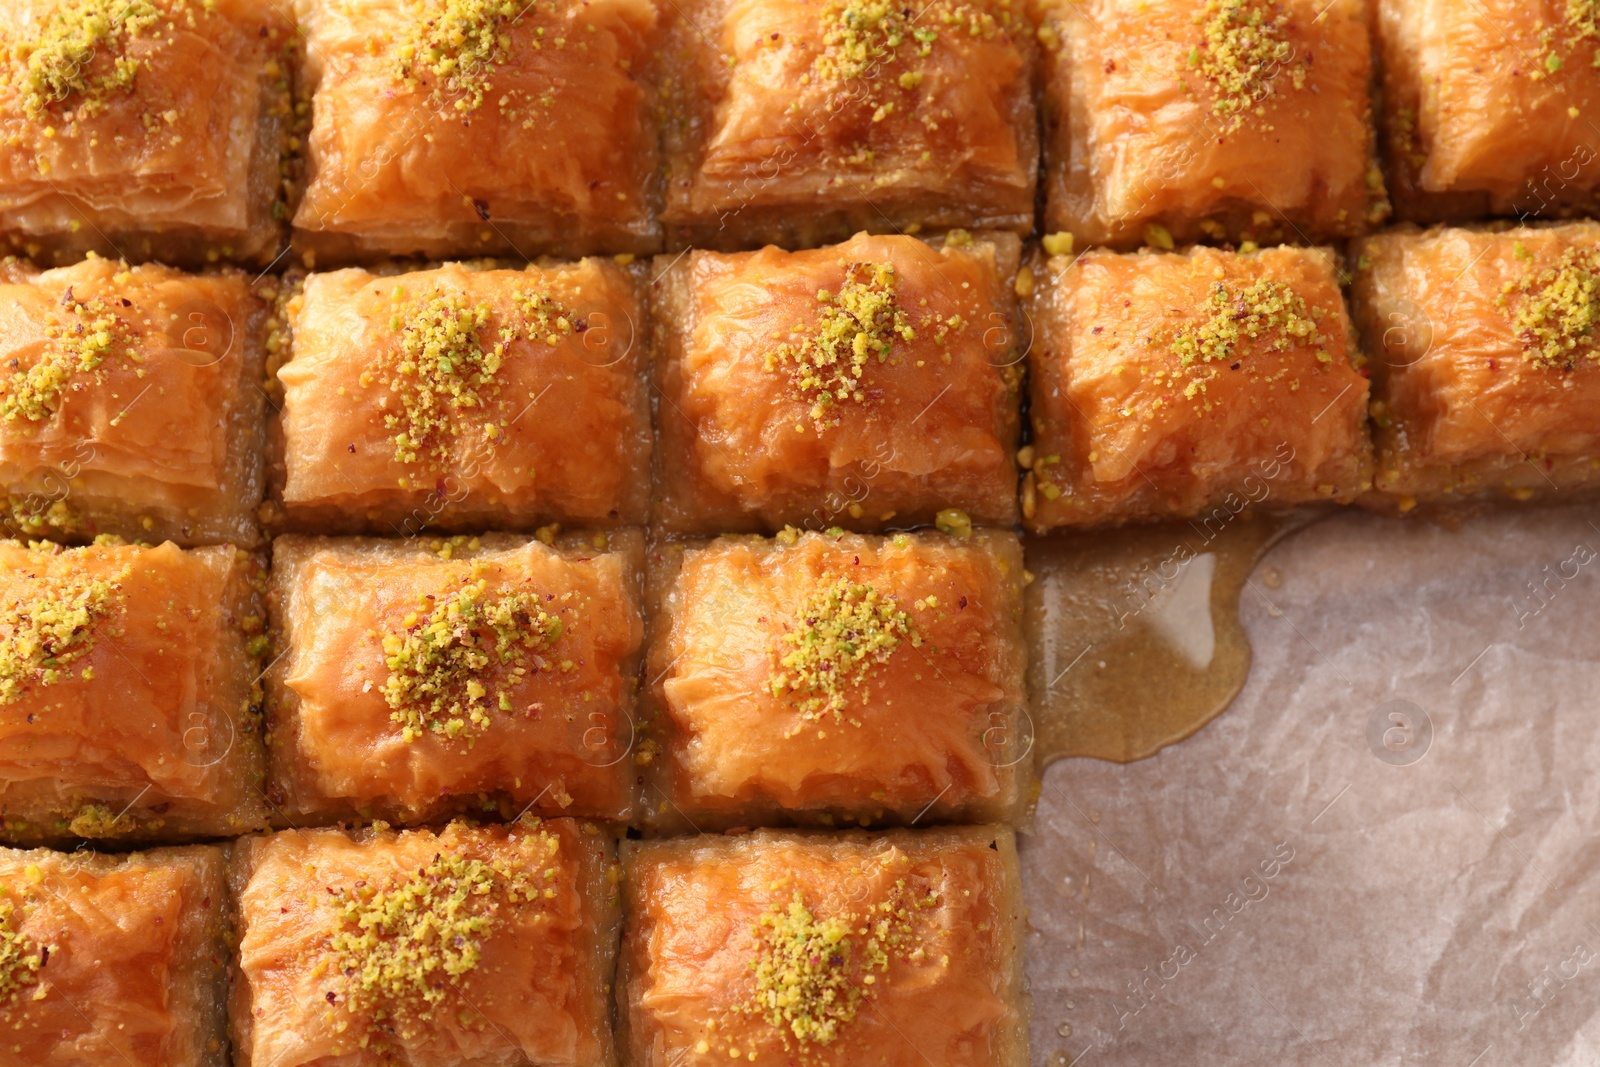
1021,501 -> 1600,1066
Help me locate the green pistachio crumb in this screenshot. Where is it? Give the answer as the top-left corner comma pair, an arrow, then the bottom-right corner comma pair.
0,565 -> 126,704
1506,244 -> 1600,370
8,0 -> 164,117
1170,277 -> 1323,368
395,0 -> 522,113
1191,0 -> 1306,131
0,897 -> 46,1003
769,575 -> 919,728
1,290 -> 139,424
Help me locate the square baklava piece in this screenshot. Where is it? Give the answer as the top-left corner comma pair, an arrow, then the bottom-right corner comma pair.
230,818 -> 620,1067
1039,0 -> 1387,249
293,0 -> 662,261
1377,0 -> 1600,221
643,529 -> 1030,830
1351,222 -> 1600,506
1024,243 -> 1372,528
0,844 -> 229,1066
0,0 -> 295,267
0,255 -> 268,546
0,539 -> 268,845
652,232 -> 1023,533
265,530 -> 644,824
269,258 -> 651,534
620,826 -> 1029,1067
658,0 -> 1038,249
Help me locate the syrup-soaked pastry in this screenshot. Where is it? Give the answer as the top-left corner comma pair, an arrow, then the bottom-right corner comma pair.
265,530 -> 644,825
1024,243 -> 1372,529
269,258 -> 650,534
0,255 -> 268,546
230,817 -> 620,1067
1377,0 -> 1600,222
1038,0 -> 1388,250
0,844 -> 229,1067
619,826 -> 1029,1067
657,0 -> 1038,250
652,231 -> 1023,533
0,539 -> 267,845
642,528 -> 1030,830
1351,221 -> 1600,506
0,0 -> 296,267
293,0 -> 662,262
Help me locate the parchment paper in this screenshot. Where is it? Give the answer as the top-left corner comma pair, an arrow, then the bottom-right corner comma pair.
1021,501 -> 1600,1066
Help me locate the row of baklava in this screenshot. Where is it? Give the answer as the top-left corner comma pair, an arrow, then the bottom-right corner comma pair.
5,0 -> 1599,268
0,220 -> 1594,550
0,818 -> 1027,1065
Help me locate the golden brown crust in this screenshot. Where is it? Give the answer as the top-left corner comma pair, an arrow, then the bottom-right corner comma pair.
658,0 -> 1038,250
1024,243 -> 1373,528
651,232 -> 1022,533
618,826 -> 1029,1067
264,530 -> 644,825
292,0 -> 662,263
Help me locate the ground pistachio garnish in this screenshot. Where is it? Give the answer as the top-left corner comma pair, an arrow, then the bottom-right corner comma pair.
0,563 -> 127,704
0,290 -> 140,424
769,575 -> 920,730
378,572 -> 566,743
1188,0 -> 1306,131
1502,244 -> 1600,370
8,0 -> 165,117
0,897 -> 46,1002
396,0 -> 522,113
1170,277 -> 1325,369
326,834 -> 555,1030
766,261 -> 915,429
813,1 -> 938,82
378,283 -> 577,466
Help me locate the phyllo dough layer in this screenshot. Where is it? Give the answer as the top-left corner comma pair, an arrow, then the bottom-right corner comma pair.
0,844 -> 229,1067
643,529 -> 1031,830
270,258 -> 651,534
229,817 -> 621,1067
265,530 -> 644,824
1351,222 -> 1600,506
293,0 -> 662,261
0,539 -> 268,845
0,0 -> 295,267
0,255 -> 268,547
1024,243 -> 1373,528
1039,0 -> 1387,249
652,232 -> 1023,533
619,826 -> 1029,1067
1378,0 -> 1600,222
658,0 -> 1038,250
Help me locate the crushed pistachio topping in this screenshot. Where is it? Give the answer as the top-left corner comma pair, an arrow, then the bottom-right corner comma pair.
8,0 -> 163,117
0,565 -> 126,704
813,2 -> 938,81
1504,245 -> 1600,370
746,892 -> 878,1047
327,836 -> 554,1028
1542,0 -> 1600,71
1170,277 -> 1325,368
1189,0 -> 1306,131
766,262 -> 915,429
1,291 -> 139,424
0,898 -> 45,1002
380,284 -> 577,466
395,0 -> 522,112
769,575 -> 920,729
378,573 -> 565,743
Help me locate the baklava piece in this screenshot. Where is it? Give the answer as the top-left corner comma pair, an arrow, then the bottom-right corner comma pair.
0,0 -> 295,267
658,0 -> 1038,250
619,826 -> 1029,1067
0,539 -> 268,845
1377,0 -> 1600,222
270,258 -> 651,534
293,0 -> 661,262
643,529 -> 1030,830
1024,243 -> 1372,529
230,818 -> 620,1067
652,232 -> 1023,533
1351,222 -> 1600,506
266,530 -> 644,825
0,844 -> 228,1067
1039,0 -> 1387,250
0,255 -> 268,546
